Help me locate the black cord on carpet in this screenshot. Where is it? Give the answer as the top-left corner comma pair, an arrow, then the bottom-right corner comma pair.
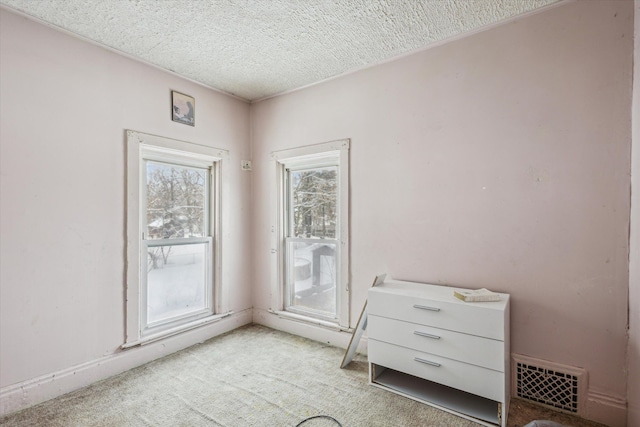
295,414 -> 343,426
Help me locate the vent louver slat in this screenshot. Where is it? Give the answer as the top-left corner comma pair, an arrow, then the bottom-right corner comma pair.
516,362 -> 579,413
512,354 -> 587,416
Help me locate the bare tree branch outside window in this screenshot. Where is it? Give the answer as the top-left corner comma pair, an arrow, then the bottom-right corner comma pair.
146,162 -> 207,272
290,167 -> 337,239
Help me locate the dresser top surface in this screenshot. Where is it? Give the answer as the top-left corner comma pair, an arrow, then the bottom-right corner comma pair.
369,279 -> 510,310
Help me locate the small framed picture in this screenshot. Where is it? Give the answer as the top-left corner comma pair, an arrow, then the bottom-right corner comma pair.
171,91 -> 195,126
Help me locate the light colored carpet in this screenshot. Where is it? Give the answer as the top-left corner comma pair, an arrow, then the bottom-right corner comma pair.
0,324 -> 483,427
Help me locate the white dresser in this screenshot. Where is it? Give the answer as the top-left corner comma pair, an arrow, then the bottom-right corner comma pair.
368,279 -> 510,427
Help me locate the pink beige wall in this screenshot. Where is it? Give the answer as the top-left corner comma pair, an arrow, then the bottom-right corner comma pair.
1,1 -> 636,425
0,9 -> 252,412
251,1 -> 633,425
628,2 -> 640,426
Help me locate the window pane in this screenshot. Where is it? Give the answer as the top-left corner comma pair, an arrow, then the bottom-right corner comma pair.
287,241 -> 337,317
289,167 -> 337,238
146,161 -> 207,239
147,243 -> 208,324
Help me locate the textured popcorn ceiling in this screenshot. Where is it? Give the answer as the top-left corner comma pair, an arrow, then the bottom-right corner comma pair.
1,0 -> 558,101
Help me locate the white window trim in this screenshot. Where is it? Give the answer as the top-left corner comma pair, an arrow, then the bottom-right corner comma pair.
270,139 -> 350,328
124,130 -> 229,348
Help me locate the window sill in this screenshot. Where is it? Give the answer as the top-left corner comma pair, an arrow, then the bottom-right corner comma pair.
121,311 -> 233,349
267,309 -> 352,333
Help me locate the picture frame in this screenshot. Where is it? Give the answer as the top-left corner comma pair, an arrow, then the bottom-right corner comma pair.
171,91 -> 195,126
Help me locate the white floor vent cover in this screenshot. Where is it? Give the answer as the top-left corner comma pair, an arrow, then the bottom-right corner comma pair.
512,354 -> 587,415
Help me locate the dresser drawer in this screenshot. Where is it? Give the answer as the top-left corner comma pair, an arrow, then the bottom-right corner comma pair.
368,282 -> 508,340
369,339 -> 504,402
368,315 -> 504,371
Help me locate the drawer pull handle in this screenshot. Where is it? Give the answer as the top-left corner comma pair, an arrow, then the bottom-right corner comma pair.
414,357 -> 441,367
413,304 -> 440,312
414,331 -> 441,340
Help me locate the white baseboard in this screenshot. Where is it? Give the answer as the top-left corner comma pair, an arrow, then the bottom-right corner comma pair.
585,390 -> 628,427
0,309 -> 252,416
252,307 -> 368,356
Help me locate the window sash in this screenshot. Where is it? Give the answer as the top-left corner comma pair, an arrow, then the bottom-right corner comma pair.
141,237 -> 214,333
140,156 -> 214,336
284,163 -> 340,320
285,166 -> 339,240
284,237 -> 340,321
143,160 -> 211,241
